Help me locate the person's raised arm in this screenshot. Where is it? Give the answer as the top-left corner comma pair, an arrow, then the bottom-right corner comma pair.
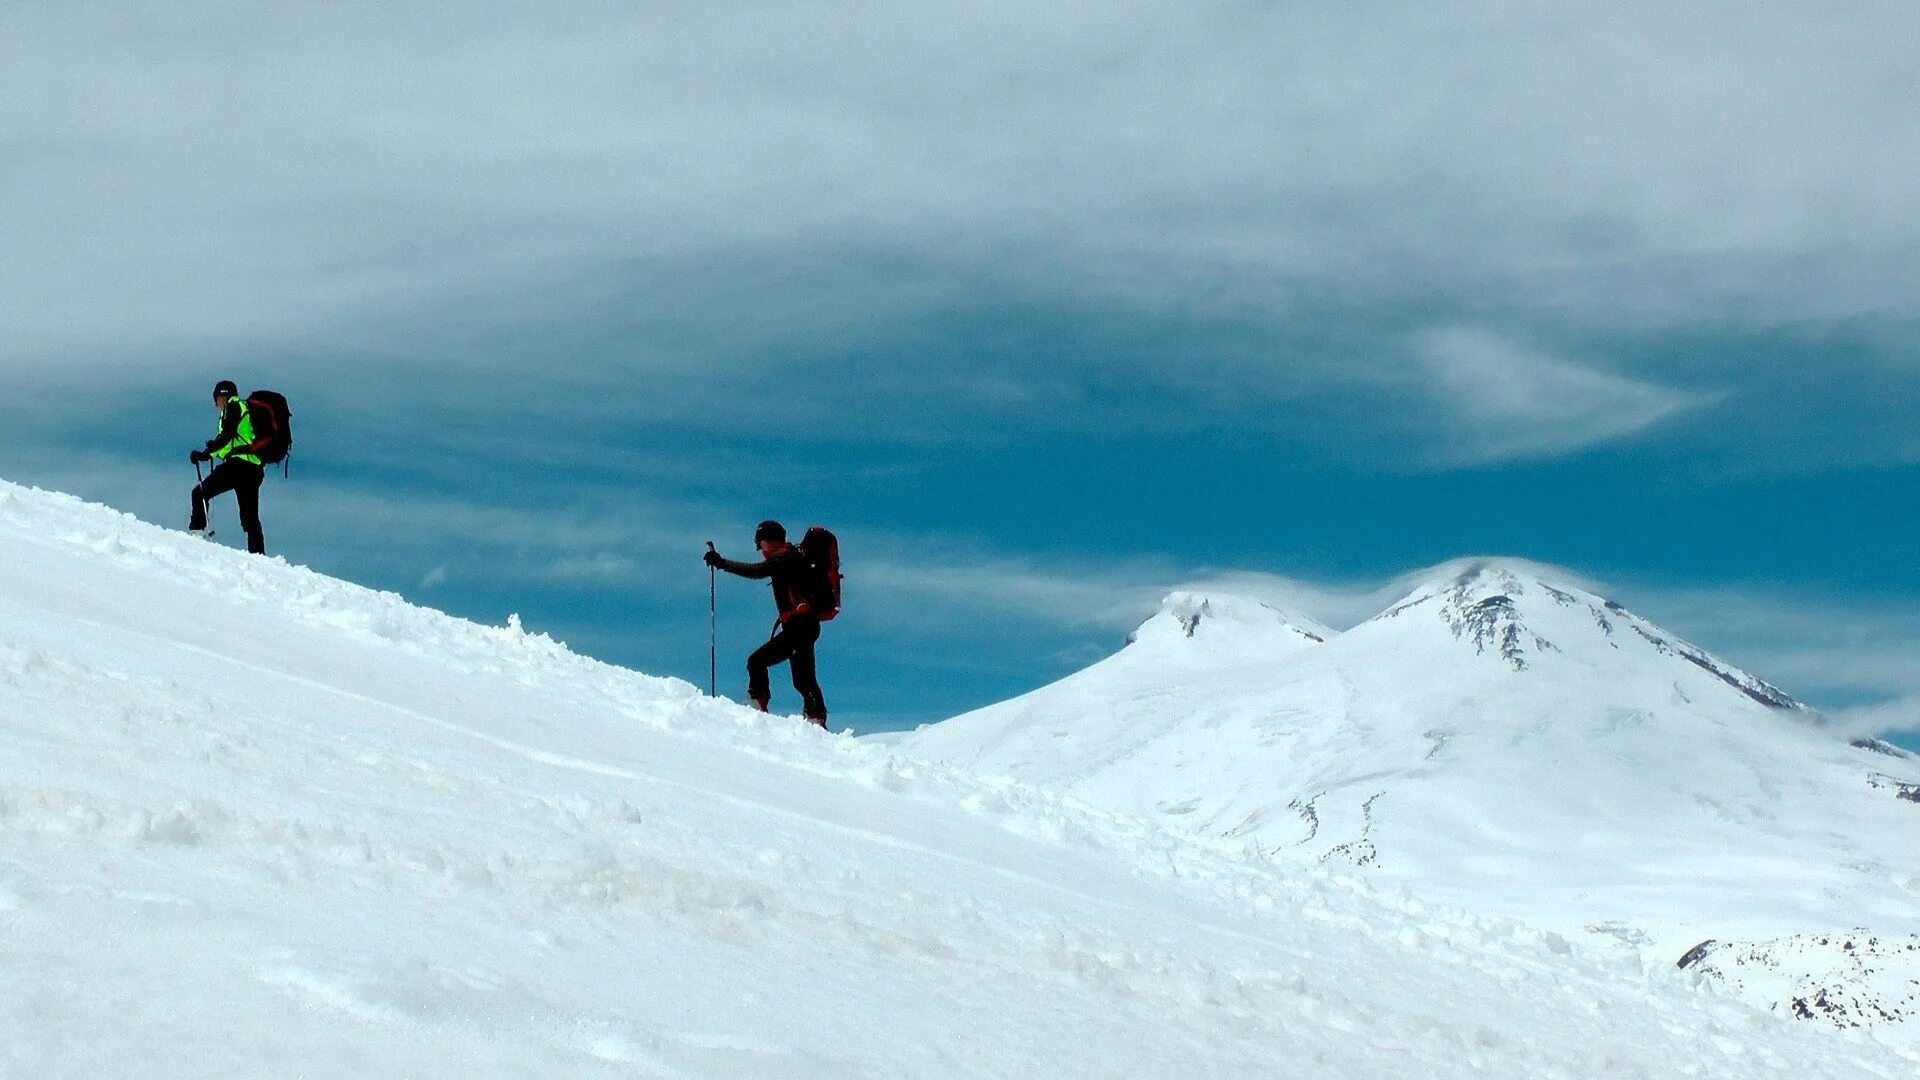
704,546 -> 775,579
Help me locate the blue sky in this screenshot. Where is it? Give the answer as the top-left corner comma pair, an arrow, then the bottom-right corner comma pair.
2,3 -> 1916,747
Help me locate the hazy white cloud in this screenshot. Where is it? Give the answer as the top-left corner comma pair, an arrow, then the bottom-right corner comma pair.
858,551 -> 1174,634
1416,328 -> 1724,463
1163,570 -> 1390,633
1827,698 -> 1920,740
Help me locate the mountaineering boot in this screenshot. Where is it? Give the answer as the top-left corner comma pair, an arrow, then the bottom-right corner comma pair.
750,698 -> 770,713
804,711 -> 827,730
188,527 -> 214,541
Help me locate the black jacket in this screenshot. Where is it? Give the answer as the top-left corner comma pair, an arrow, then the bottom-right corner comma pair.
712,544 -> 819,619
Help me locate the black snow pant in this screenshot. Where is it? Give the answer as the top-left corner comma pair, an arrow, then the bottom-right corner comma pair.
190,460 -> 266,554
747,612 -> 827,721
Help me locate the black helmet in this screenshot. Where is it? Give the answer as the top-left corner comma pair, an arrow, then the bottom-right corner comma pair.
213,380 -> 239,397
753,520 -> 786,545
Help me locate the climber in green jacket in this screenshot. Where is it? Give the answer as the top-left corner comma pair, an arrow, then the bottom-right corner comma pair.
188,380 -> 267,554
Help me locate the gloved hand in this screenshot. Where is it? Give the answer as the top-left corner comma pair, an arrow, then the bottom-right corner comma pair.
204,439 -> 221,453
190,449 -> 212,464
703,548 -> 723,568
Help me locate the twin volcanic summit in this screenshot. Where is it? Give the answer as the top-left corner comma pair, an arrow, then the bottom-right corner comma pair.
899,559 -> 1920,1031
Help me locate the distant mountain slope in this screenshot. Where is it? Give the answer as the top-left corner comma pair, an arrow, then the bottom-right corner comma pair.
10,482 -> 1912,1075
898,560 -> 1920,1029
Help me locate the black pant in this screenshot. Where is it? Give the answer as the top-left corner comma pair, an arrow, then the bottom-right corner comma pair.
190,460 -> 266,554
747,612 -> 827,719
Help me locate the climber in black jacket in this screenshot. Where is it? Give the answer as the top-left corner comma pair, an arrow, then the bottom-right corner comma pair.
705,520 -> 829,727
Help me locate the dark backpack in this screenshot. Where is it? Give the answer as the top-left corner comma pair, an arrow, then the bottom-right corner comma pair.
244,390 -> 294,467
797,526 -> 842,621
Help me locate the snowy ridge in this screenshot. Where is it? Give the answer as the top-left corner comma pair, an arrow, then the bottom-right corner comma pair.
902,558 -> 1920,1038
3,480 -> 1919,1076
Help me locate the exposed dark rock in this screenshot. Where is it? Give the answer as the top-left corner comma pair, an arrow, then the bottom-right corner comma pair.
1851,738 -> 1912,759
1679,931 -> 1920,1030
1379,594 -> 1435,619
1591,604 -> 1616,638
1628,622 -> 1800,710
1447,593 -> 1558,671
1673,645 -> 1800,710
1281,792 -> 1323,849
1867,773 -> 1920,804
1677,940 -> 1718,969
1631,624 -> 1673,655
1322,792 -> 1385,868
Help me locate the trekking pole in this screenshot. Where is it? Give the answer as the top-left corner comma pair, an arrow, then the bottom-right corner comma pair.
706,541 -> 718,697
193,460 -> 214,537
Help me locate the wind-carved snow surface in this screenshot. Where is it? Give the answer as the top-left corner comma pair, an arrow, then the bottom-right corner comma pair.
902,559 -> 1920,1041
2,484 -> 1916,1077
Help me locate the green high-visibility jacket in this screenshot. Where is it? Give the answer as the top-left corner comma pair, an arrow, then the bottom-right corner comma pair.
210,398 -> 263,466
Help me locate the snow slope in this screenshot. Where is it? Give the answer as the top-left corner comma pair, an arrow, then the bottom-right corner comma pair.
2,485 -> 1915,1077
899,561 -> 1920,1030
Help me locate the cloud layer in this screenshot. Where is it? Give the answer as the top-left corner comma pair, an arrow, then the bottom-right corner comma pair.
5,3 -> 1917,465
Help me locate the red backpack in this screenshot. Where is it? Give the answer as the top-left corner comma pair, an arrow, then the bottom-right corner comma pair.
798,526 -> 842,621
243,390 -> 294,469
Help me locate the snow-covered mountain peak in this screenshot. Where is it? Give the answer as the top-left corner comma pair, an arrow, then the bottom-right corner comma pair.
899,553 -> 1920,1034
1362,558 -> 1806,711
1122,589 -> 1331,665
1374,557 -> 1603,630
1370,558 -> 1576,670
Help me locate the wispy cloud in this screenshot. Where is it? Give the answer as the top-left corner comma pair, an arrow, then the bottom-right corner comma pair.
1414,328 -> 1724,464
